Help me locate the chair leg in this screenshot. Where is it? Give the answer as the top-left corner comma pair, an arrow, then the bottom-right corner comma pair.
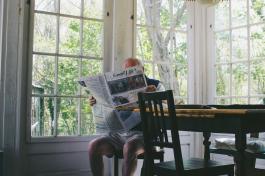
245,156 -> 256,168
234,156 -> 256,176
140,160 -> 145,176
228,168 -> 234,176
160,154 -> 164,162
114,156 -> 119,176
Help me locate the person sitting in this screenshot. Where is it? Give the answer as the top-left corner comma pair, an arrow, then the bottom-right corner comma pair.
88,57 -> 165,176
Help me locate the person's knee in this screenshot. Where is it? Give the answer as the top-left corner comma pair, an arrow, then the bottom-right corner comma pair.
88,138 -> 103,156
123,141 -> 139,160
88,137 -> 115,157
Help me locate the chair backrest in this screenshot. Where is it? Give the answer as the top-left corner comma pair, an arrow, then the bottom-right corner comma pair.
138,90 -> 184,175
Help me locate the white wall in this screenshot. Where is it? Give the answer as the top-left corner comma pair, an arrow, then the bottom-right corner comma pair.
113,0 -> 134,71
1,0 -> 29,175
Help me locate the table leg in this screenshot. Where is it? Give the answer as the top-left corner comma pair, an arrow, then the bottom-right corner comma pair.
203,132 -> 211,162
235,132 -> 247,176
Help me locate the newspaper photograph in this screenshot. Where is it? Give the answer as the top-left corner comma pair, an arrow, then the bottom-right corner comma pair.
105,66 -> 147,107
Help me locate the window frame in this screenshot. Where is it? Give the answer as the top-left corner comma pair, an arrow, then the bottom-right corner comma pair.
207,0 -> 265,104
27,0 -> 113,142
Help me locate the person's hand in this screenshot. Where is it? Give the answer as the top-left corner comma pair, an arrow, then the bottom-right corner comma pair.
89,96 -> 96,106
145,85 -> 156,92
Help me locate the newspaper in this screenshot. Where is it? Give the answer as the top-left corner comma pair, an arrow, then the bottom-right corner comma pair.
78,66 -> 146,132
78,66 -> 147,107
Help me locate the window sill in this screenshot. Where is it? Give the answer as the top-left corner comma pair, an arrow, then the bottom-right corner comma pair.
29,134 -> 102,143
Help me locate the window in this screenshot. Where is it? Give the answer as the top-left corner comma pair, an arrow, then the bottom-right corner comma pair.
136,0 -> 189,103
213,0 -> 265,104
30,0 -> 104,137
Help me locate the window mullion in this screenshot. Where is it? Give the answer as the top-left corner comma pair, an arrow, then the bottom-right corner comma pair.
229,0 -> 232,104
247,0 -> 251,104
169,0 -> 174,92
78,0 -> 85,136
54,0 -> 61,137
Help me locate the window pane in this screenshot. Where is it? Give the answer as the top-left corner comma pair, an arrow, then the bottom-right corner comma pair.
172,32 -> 188,97
249,0 -> 265,24
216,64 -> 230,96
250,60 -> 265,95
143,63 -> 153,78
35,0 -> 58,12
59,17 -> 81,55
250,24 -> 265,58
83,20 -> 103,57
84,0 -> 103,19
154,64 -> 161,81
31,97 -> 55,137
136,0 -> 147,25
175,97 -> 187,104
156,64 -> 171,89
81,59 -> 103,76
172,32 -> 187,63
60,0 -> 81,16
232,63 -> 248,96
173,1 -> 187,30
215,31 -> 230,63
160,0 -> 170,29
153,29 -> 170,62
136,27 -> 153,61
250,97 -> 265,104
32,55 -> 55,95
232,28 -> 248,61
81,59 -> 103,95
215,2 -> 229,31
215,98 -> 230,105
173,64 -> 187,97
80,98 -> 95,135
232,98 -> 248,104
231,0 -> 247,27
57,98 -> 78,136
58,57 -> 79,95
33,13 -> 57,53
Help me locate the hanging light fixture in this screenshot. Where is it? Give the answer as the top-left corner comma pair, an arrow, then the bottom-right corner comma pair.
186,0 -> 228,6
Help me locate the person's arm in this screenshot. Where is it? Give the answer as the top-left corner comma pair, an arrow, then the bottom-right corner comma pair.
145,83 -> 165,92
145,85 -> 156,92
156,83 -> 165,92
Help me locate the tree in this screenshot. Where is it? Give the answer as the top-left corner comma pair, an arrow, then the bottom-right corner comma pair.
138,0 -> 187,101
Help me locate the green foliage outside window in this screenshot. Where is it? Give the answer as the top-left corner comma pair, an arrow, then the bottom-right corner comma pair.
215,0 -> 265,104
31,0 -> 103,137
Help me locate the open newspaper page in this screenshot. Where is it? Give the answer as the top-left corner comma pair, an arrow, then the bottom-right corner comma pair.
104,66 -> 147,130
78,75 -> 113,106
78,66 -> 146,132
104,66 -> 147,107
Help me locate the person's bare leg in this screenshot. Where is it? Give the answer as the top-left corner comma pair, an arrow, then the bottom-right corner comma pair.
122,138 -> 144,176
88,137 -> 116,176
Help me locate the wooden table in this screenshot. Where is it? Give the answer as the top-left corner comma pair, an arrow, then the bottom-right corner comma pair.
129,106 -> 265,176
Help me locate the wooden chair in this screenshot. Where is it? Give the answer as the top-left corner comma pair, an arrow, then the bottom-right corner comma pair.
138,90 -> 234,176
209,105 -> 265,174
